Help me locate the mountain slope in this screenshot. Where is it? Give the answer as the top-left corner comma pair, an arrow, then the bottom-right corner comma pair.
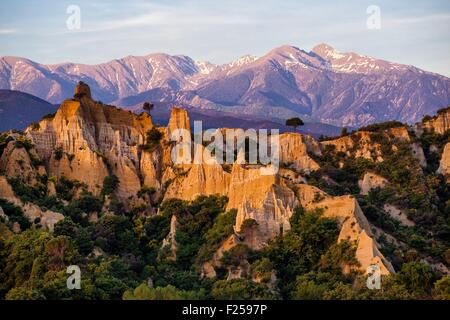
113,88 -> 343,137
193,45 -> 450,127
1,44 -> 449,127
0,90 -> 57,132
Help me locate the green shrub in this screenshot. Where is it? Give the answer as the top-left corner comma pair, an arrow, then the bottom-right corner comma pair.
54,148 -> 64,161
0,198 -> 31,230
102,175 -> 119,196
396,262 -> 435,297
55,177 -> 86,201
142,128 -> 163,152
137,185 -> 156,199
30,122 -> 40,130
123,283 -> 204,300
211,279 -> 275,300
358,121 -> 405,132
197,209 -> 237,263
7,177 -> 47,204
41,113 -> 56,120
0,133 -> 13,157
14,137 -> 33,150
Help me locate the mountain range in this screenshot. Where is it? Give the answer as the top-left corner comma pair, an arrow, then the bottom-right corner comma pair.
0,44 -> 449,128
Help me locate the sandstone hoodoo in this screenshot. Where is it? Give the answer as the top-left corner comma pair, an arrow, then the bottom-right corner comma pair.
417,107 -> 450,135
26,81 -> 154,204
358,172 -> 388,196
0,82 -> 449,300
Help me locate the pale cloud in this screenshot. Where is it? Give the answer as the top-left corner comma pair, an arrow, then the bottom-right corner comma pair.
385,13 -> 450,26
0,0 -> 449,77
0,28 -> 17,35
76,4 -> 259,33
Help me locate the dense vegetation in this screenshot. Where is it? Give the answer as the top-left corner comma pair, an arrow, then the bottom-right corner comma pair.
0,119 -> 449,300
308,125 -> 449,285
2,189 -> 448,300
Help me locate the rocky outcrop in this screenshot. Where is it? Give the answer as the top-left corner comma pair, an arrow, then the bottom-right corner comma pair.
227,261 -> 250,280
0,176 -> 63,231
275,133 -> 319,173
321,127 -> 415,164
26,83 -> 153,203
0,205 -> 6,220
278,168 -> 306,184
167,107 -> 190,139
321,131 -> 384,162
358,172 -> 388,195
162,214 -> 178,260
1,83 -> 400,279
418,107 -> 450,135
295,184 -> 328,205
411,143 -> 427,167
300,190 -> 395,275
226,163 -> 297,249
385,127 -> 411,141
74,81 -> 92,99
0,140 -> 39,184
203,176 -> 395,276
164,155 -> 230,201
164,159 -> 299,251
383,204 -> 415,227
140,148 -> 162,191
437,143 -> 450,182
202,234 -> 240,278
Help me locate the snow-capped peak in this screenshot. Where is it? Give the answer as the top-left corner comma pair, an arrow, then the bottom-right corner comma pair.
228,55 -> 258,68
311,43 -> 410,74
195,60 -> 217,75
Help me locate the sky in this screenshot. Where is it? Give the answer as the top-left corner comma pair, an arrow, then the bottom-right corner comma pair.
0,0 -> 449,76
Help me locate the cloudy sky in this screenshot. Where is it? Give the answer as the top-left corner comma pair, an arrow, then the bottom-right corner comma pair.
1,0 -> 449,76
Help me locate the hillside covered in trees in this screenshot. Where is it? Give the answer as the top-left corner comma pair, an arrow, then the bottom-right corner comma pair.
0,84 -> 449,300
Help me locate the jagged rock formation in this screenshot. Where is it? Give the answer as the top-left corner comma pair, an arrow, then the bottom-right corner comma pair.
0,176 -> 63,231
202,234 -> 240,278
0,139 -> 40,184
321,126 -> 427,166
167,107 -> 190,138
161,214 -> 178,260
229,165 -> 298,249
164,162 -> 230,200
159,115 -> 407,276
437,143 -> 450,182
276,133 -> 320,173
418,107 -> 450,135
0,205 -> 6,220
74,81 -> 92,99
26,82 -> 154,204
321,131 -> 385,162
140,147 -> 163,192
358,172 -> 388,195
297,184 -> 394,275
8,82 -> 449,282
383,204 -> 415,227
